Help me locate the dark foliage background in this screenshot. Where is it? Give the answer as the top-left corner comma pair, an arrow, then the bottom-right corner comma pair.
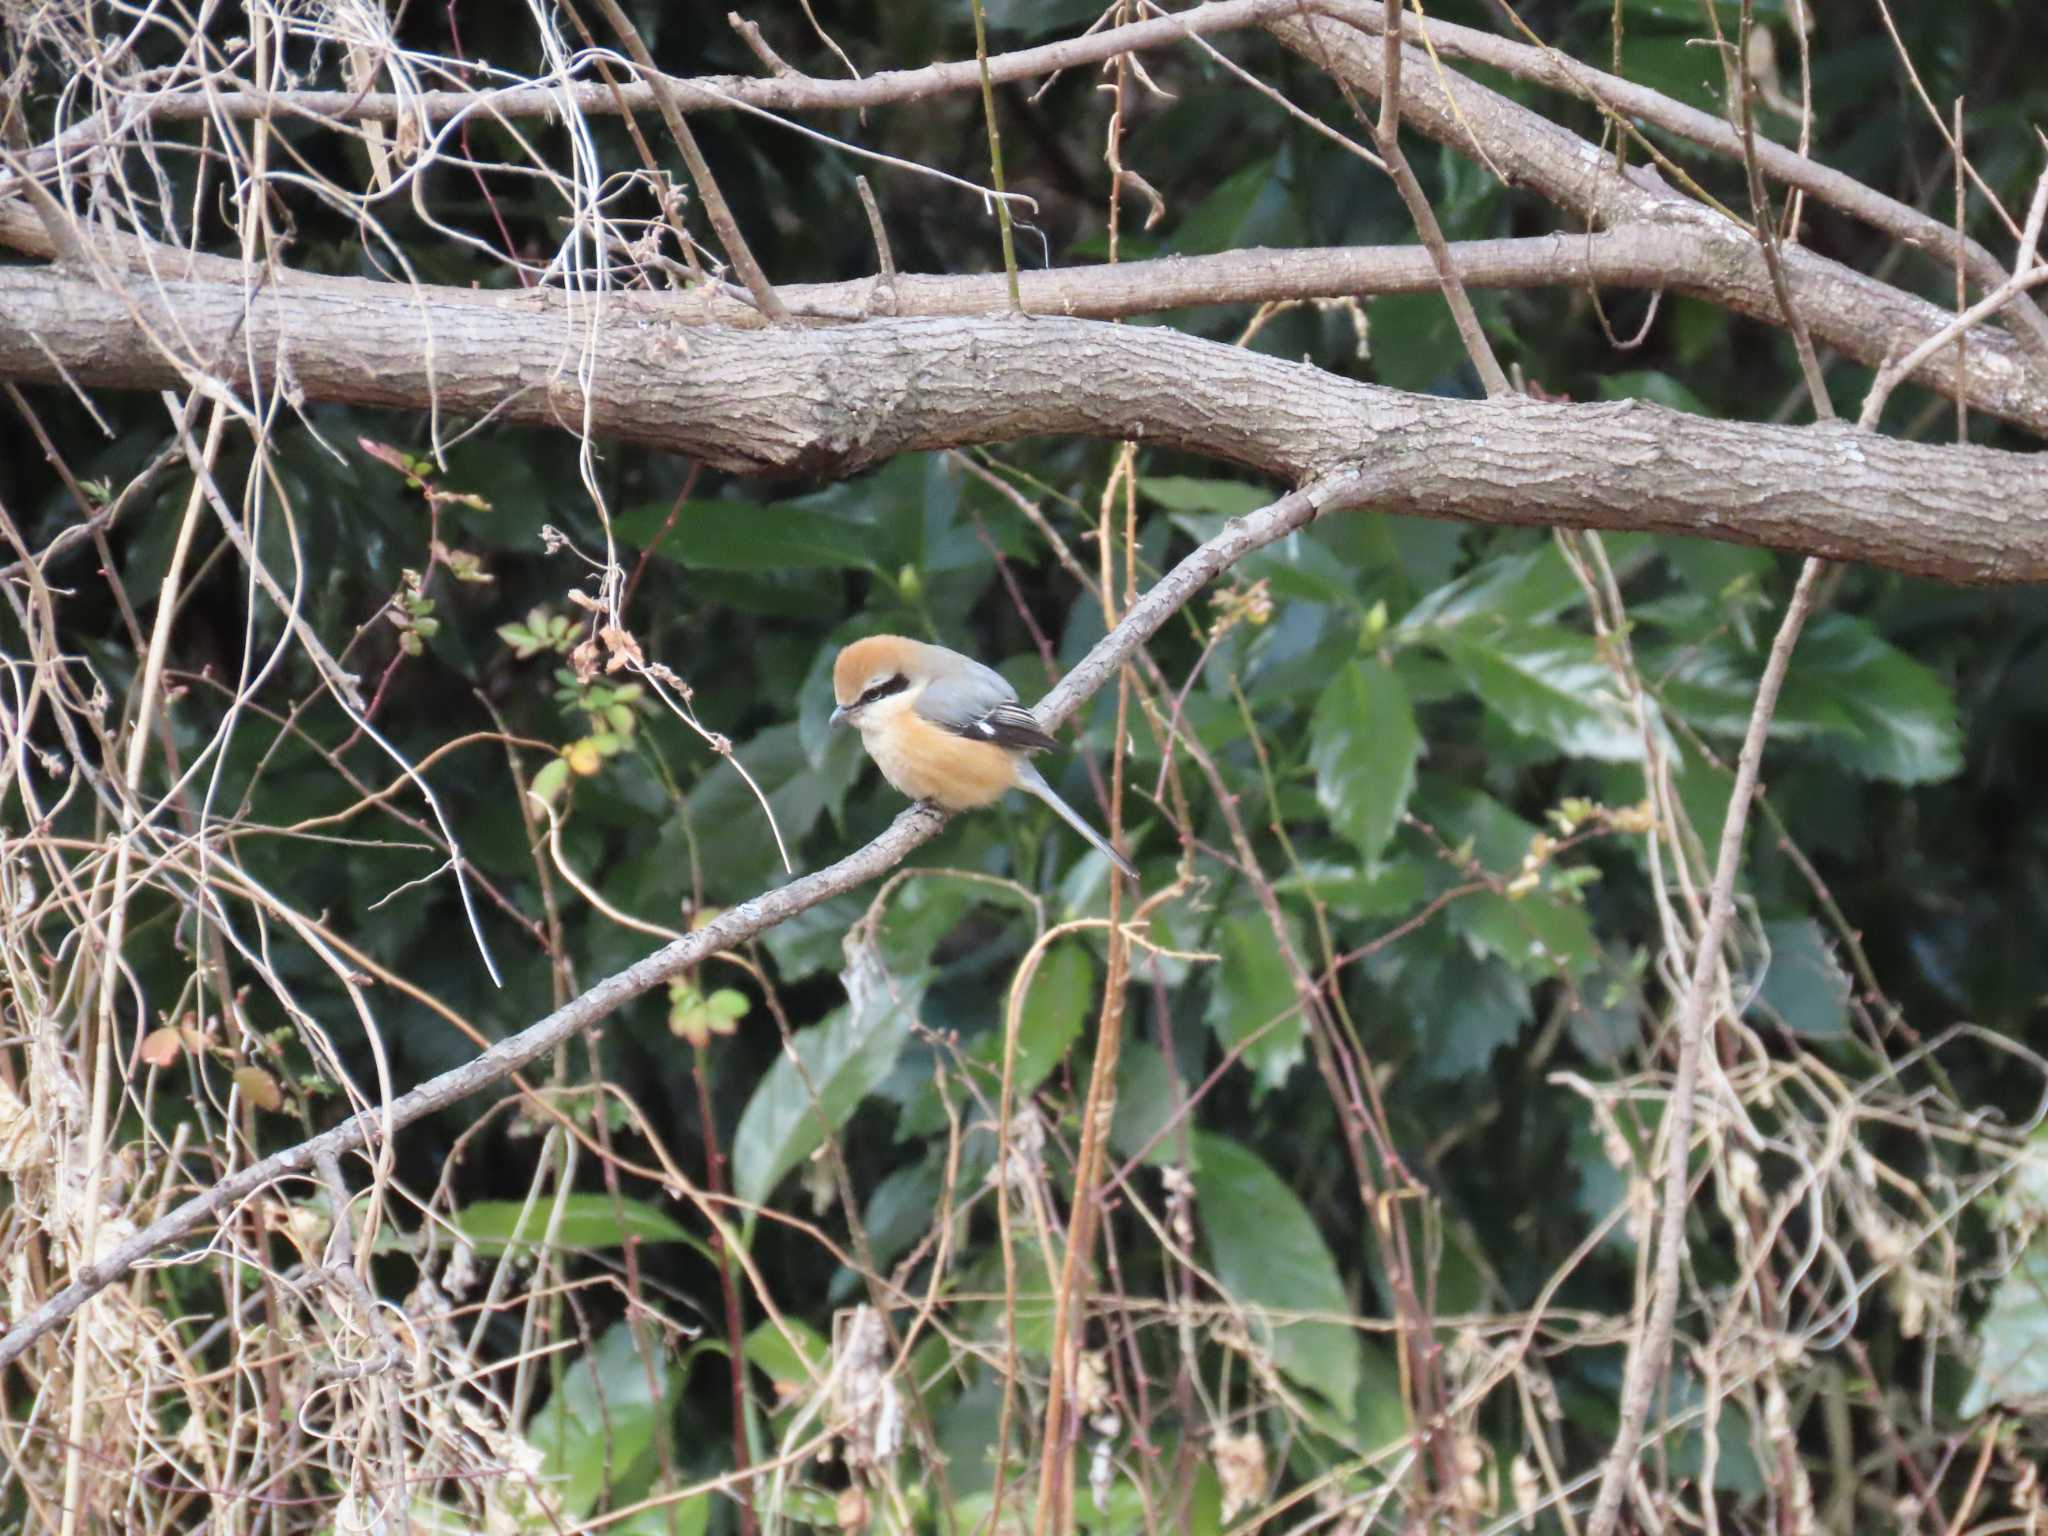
3,0 -> 2045,1531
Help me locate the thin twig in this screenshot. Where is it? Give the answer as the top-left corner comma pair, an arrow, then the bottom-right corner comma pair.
1584,557 -> 1826,1536
586,0 -> 788,321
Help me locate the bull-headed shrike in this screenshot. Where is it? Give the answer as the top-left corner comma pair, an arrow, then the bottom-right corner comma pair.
830,635 -> 1138,881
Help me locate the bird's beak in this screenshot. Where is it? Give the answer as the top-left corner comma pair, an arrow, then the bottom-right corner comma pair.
828,704 -> 849,729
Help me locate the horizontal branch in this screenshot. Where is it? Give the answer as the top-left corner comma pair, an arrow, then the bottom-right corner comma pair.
0,481 -> 1326,1373
3,195 -> 2040,437
0,264 -> 2040,583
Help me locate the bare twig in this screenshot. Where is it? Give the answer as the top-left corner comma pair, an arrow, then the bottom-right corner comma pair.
585,0 -> 788,321
1584,557 -> 1826,1536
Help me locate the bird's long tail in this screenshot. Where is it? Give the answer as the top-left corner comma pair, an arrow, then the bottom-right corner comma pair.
1015,762 -> 1139,881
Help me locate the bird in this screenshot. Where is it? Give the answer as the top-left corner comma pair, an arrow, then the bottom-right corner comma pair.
829,634 -> 1139,881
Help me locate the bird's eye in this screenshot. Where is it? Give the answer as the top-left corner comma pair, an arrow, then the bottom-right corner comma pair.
858,674 -> 908,707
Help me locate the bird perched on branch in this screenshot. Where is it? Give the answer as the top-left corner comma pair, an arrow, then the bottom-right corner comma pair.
830,634 -> 1138,880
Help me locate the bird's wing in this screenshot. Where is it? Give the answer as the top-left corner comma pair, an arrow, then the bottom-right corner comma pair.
917,665 -> 1061,754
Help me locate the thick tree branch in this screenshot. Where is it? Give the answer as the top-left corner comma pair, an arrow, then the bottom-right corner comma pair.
0,482 -> 1325,1374
7,193 -> 2041,436
1315,0 -> 2048,360
0,265 -> 2041,583
1264,13 -> 2048,410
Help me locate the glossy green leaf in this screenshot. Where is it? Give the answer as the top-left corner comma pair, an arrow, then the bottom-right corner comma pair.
1416,780 -> 1544,871
1364,291 -> 1469,392
682,722 -> 836,897
1370,921 -> 1531,1078
1658,616 -> 1961,784
1776,617 -> 1962,785
1275,859 -> 1426,921
734,953 -> 920,1206
1749,918 -> 1851,1038
994,938 -> 1096,1090
1193,1132 -> 1360,1416
453,1194 -> 690,1256
1206,911 -> 1306,1097
756,894 -> 869,983
1308,659 -> 1422,862
1597,370 -> 1716,416
607,1501 -> 710,1536
864,1156 -> 946,1268
1399,545 -> 1585,633
1450,888 -> 1598,983
1437,627 -> 1644,761
1169,158 -> 1297,256
984,0 -> 1109,38
1110,1041 -> 1197,1170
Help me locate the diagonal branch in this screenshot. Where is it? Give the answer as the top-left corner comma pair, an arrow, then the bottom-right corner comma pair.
0,481 -> 1329,1374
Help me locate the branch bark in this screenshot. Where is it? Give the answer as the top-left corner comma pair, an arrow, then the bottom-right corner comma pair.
1,264 -> 2042,583
8,199 -> 2041,432
1265,11 -> 2048,415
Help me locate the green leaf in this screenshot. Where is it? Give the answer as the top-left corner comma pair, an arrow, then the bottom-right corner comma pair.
865,1156 -> 946,1268
1365,291 -> 1469,392
1656,617 -> 1961,784
1960,1145 -> 2048,1415
1417,781 -> 1542,870
756,894 -> 868,982
1274,859 -> 1426,921
529,1324 -> 669,1518
1749,918 -> 1851,1038
1308,659 -> 1422,863
1369,921 -> 1531,1078
1776,617 -> 1961,785
1168,510 -> 1358,606
612,498 -> 877,572
1437,627 -> 1644,761
984,0 -> 1107,38
452,1194 -> 689,1256
1398,546 -> 1585,633
1205,911 -> 1306,1098
1169,158 -> 1297,256
1193,1132 -> 1360,1416
682,722 -> 833,896
1450,888 -> 1598,984
898,942 -> 1095,1138
1110,1042 -> 1194,1170
1011,942 -> 1096,1086
743,1317 -> 830,1399
1662,537 -> 1774,608
734,951 -> 920,1206
1139,476 -> 1273,518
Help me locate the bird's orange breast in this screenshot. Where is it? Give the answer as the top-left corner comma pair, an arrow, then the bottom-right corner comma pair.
867,711 -> 1020,809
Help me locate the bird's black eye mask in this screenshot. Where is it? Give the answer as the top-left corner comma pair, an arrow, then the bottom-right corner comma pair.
857,674 -> 908,708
